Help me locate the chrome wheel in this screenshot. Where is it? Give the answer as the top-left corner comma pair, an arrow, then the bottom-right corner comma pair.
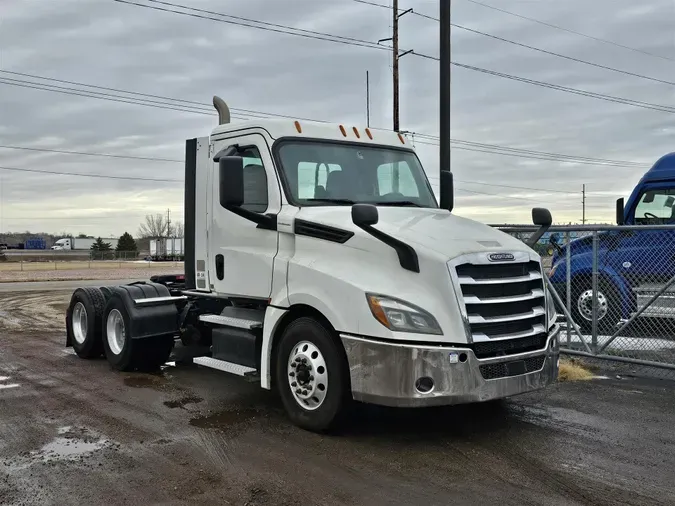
287,341 -> 328,411
72,302 -> 88,345
577,289 -> 608,322
106,309 -> 126,356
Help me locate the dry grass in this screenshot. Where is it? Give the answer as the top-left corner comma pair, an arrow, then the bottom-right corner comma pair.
558,357 -> 595,382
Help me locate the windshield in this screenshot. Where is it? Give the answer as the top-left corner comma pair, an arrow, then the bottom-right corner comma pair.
275,140 -> 438,208
634,188 -> 675,224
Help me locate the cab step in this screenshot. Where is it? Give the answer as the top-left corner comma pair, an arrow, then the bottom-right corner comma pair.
193,356 -> 258,377
198,306 -> 264,330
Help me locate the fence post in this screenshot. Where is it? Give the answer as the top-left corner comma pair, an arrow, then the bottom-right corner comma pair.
565,230 -> 571,347
591,231 -> 599,352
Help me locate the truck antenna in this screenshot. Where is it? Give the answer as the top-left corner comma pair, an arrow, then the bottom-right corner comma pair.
213,96 -> 231,125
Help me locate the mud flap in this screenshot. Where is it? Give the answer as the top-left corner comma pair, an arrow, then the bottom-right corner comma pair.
106,282 -> 179,340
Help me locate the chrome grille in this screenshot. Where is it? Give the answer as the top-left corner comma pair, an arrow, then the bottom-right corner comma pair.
451,253 -> 548,348
479,355 -> 546,380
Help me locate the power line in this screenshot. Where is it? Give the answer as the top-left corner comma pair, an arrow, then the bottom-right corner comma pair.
114,0 -> 388,51
412,140 -> 647,168
415,58 -> 675,115
456,188 -> 544,203
0,165 -> 181,183
0,144 -> 182,163
463,0 -> 675,63
0,70 -> 325,123
412,134 -> 647,167
351,0 -> 675,88
109,1 -> 675,115
2,71 -> 650,169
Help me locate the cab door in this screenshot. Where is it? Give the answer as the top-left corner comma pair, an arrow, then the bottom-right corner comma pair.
209,133 -> 281,299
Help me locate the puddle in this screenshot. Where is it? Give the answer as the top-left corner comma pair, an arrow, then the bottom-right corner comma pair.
40,436 -> 107,461
9,426 -> 111,471
164,395 -> 203,409
123,373 -> 172,390
189,407 -> 262,430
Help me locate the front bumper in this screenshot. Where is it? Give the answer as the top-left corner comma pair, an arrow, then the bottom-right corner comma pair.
340,324 -> 560,408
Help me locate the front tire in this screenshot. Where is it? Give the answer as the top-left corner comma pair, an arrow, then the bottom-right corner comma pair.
274,317 -> 351,433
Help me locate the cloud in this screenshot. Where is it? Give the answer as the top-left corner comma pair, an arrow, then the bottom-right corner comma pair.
1,0 -> 674,235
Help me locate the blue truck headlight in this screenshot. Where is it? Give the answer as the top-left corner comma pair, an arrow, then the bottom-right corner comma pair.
366,294 -> 442,335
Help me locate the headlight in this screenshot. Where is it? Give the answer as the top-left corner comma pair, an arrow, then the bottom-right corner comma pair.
366,294 -> 442,335
546,288 -> 557,327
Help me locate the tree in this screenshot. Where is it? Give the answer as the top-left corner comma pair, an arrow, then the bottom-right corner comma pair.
116,232 -> 138,259
170,221 -> 184,238
90,237 -> 113,260
138,214 -> 169,238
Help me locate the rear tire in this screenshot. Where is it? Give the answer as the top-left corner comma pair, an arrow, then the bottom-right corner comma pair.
102,296 -> 174,372
66,287 -> 105,359
274,317 -> 351,433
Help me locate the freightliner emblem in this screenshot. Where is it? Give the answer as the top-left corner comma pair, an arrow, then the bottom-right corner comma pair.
488,253 -> 515,262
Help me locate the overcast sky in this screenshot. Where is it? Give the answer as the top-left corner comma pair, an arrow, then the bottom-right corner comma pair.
1,0 -> 674,237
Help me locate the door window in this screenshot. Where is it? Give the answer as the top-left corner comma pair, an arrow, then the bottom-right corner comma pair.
238,146 -> 268,213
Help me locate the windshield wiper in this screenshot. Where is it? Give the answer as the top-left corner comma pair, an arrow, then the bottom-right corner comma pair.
375,200 -> 422,207
304,198 -> 356,205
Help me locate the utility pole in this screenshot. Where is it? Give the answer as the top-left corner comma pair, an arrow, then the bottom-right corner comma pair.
366,70 -> 370,128
392,0 -> 400,132
439,0 -> 454,212
166,208 -> 171,238
382,0 -> 412,192
582,184 -> 586,224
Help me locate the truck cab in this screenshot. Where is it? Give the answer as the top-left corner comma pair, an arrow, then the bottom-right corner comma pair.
64,97 -> 560,431
51,238 -> 71,250
549,152 -> 675,331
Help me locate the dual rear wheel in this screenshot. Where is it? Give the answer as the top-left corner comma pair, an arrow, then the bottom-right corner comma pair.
66,287 -> 174,371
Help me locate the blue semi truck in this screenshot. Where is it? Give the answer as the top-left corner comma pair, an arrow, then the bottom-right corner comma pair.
549,152 -> 675,332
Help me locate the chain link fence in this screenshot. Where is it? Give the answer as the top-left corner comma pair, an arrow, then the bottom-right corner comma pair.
496,224 -> 675,380
0,250 -> 182,272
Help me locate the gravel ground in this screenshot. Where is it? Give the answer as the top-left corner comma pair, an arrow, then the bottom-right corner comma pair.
1,289 -> 674,505
0,265 -> 183,283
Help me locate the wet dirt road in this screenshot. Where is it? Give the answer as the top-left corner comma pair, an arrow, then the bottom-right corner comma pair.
1,290 -> 674,506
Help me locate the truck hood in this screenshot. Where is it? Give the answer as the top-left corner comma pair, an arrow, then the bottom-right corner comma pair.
293,206 -> 533,259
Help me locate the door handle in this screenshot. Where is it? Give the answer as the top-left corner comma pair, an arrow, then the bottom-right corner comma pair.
215,254 -> 224,280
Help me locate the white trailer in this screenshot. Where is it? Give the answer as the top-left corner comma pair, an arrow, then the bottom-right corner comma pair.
51,237 -> 119,251
63,95 -> 560,432
150,238 -> 184,259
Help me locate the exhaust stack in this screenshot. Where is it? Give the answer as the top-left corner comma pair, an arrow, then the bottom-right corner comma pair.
213,96 -> 231,125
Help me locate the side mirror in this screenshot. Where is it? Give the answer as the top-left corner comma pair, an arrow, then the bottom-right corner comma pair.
616,198 -> 625,225
439,171 -> 454,212
351,203 -> 379,226
526,207 -> 552,248
532,207 -> 552,227
218,156 -> 244,208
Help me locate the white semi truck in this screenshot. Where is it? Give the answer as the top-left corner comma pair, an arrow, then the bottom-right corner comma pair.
51,237 -> 119,251
64,96 -> 560,431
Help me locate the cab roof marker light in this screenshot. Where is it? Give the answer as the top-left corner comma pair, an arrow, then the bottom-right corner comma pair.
365,128 -> 373,140
294,121 -> 302,133
353,127 -> 360,139
397,133 -> 406,144
339,125 -> 347,137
